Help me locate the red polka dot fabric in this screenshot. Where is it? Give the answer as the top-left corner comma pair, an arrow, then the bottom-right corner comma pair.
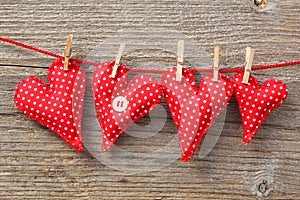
13,59 -> 289,161
233,73 -> 288,143
92,61 -> 163,151
14,59 -> 86,152
162,68 -> 233,162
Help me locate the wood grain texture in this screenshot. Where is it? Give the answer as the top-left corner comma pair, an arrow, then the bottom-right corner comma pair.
0,0 -> 299,199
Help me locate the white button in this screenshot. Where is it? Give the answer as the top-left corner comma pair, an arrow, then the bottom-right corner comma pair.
112,96 -> 128,112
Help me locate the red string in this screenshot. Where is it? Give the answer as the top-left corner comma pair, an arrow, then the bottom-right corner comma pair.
0,36 -> 63,60
1,36 -> 299,73
71,58 -> 101,67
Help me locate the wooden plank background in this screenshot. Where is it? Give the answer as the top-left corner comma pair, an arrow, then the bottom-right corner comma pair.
0,0 -> 299,199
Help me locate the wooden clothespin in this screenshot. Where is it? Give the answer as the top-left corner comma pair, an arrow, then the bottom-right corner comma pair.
64,35 -> 73,71
110,43 -> 126,78
213,45 -> 220,82
176,40 -> 184,82
242,47 -> 255,84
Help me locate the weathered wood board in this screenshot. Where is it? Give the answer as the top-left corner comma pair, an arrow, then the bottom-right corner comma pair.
0,0 -> 299,199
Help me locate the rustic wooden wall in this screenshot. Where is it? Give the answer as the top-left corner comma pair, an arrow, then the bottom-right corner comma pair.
0,0 -> 299,199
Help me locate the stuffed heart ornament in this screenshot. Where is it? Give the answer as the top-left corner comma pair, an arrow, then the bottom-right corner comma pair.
233,73 -> 288,143
162,68 -> 233,162
92,61 -> 163,151
14,59 -> 86,152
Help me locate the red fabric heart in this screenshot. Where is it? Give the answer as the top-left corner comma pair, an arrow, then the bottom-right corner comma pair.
14,59 -> 86,152
162,68 -> 233,162
92,61 -> 163,151
233,73 -> 288,143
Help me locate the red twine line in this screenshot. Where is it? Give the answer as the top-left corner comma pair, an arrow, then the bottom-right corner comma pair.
1,36 -> 299,73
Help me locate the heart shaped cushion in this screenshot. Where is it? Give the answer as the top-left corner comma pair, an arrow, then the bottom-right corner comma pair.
162,68 -> 233,162
14,59 -> 86,152
92,61 -> 163,151
233,73 -> 288,143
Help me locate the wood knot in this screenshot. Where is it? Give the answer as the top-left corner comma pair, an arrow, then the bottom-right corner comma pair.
253,0 -> 267,9
119,178 -> 129,183
258,180 -> 268,194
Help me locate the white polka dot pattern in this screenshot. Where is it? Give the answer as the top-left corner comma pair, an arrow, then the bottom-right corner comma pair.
92,61 -> 163,152
14,59 -> 86,152
162,68 -> 233,162
233,73 -> 288,143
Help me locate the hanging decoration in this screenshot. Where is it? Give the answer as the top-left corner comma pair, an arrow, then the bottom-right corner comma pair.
162,68 -> 233,161
14,59 -> 86,152
233,73 -> 288,143
92,61 -> 163,151
0,36 -> 298,162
